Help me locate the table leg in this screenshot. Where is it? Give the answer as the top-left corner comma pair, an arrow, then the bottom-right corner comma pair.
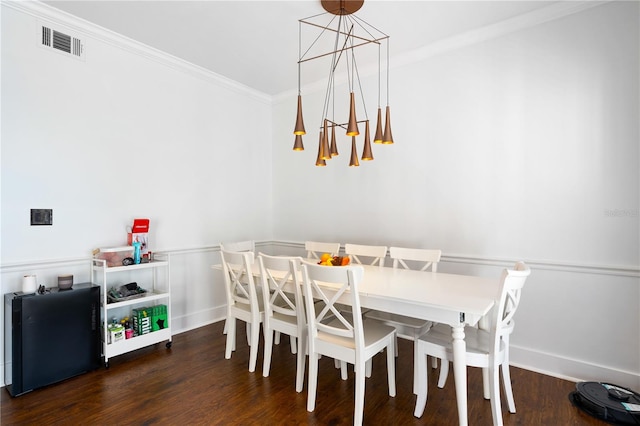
452,323 -> 468,426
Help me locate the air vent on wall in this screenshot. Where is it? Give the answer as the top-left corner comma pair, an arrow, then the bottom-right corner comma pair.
40,24 -> 85,60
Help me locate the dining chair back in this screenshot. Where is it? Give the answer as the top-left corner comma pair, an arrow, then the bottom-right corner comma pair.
366,246 -> 442,393
390,247 -> 442,272
344,243 -> 387,266
413,262 -> 531,425
220,240 -> 255,335
220,240 -> 255,253
220,249 -> 263,372
436,262 -> 527,407
257,253 -> 307,392
300,261 -> 396,425
305,241 -> 341,260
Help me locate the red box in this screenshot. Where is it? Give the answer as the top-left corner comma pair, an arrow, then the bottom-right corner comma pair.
127,218 -> 150,255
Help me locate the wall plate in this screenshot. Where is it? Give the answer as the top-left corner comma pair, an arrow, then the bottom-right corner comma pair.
31,209 -> 53,226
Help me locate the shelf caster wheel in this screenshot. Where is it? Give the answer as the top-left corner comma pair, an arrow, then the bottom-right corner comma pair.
166,341 -> 172,349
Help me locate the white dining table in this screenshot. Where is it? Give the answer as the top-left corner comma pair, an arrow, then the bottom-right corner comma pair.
213,260 -> 498,426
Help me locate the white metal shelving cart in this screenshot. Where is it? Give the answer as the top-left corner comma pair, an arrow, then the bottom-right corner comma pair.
91,251 -> 172,368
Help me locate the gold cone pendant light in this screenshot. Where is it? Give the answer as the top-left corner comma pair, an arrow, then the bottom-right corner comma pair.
294,95 -> 306,136
293,0 -> 394,167
321,120 -> 332,160
361,121 -> 373,161
346,92 -> 359,136
315,131 -> 326,166
382,106 -> 394,144
330,124 -> 339,157
349,137 -> 360,167
373,107 -> 384,144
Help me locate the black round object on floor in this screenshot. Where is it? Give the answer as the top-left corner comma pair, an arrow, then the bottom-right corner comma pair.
569,382 -> 640,425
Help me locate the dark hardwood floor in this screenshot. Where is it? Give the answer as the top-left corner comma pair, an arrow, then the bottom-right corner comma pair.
2,321 -> 607,425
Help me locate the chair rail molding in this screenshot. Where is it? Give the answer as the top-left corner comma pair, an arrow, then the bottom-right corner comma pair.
2,240 -> 637,279
273,240 -> 640,279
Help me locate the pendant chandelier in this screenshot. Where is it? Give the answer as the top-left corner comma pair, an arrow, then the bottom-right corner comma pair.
293,0 -> 393,167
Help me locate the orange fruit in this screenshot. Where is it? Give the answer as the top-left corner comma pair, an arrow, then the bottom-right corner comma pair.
320,253 -> 331,262
341,257 -> 350,266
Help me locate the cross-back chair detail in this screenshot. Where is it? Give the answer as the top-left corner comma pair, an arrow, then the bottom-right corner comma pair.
344,243 -> 387,267
300,261 -> 396,425
414,262 -> 531,425
305,241 -> 341,260
220,240 -> 255,253
258,253 -> 307,392
366,246 -> 443,393
220,249 -> 263,373
390,247 -> 442,272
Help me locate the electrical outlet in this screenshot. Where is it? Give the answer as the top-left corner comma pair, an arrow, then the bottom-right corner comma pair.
31,209 -> 53,226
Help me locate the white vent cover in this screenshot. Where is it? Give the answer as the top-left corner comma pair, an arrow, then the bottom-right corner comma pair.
40,24 -> 85,60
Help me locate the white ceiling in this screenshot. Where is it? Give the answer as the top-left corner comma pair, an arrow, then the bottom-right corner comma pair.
43,1 -> 559,96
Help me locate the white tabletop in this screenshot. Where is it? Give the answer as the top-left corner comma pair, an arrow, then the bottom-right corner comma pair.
214,260 -> 498,327
352,264 -> 497,326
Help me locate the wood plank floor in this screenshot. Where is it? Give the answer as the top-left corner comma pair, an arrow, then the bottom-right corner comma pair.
2,321 -> 607,425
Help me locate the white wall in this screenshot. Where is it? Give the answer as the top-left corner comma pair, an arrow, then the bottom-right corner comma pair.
1,3 -> 273,264
272,1 -> 639,388
0,2 -> 273,382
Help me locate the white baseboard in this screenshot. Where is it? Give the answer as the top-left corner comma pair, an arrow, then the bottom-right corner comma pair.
510,345 -> 640,390
170,306 -> 226,336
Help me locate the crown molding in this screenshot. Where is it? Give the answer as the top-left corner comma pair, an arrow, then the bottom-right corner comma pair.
273,0 -> 612,103
393,0 -> 611,70
3,0 -> 272,105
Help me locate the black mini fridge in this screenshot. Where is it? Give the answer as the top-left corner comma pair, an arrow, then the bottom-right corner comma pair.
4,283 -> 101,396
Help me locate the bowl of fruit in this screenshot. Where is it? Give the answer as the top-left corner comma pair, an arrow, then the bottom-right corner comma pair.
318,253 -> 350,266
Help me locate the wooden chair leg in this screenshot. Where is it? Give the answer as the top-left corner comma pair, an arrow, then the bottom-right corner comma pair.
354,360 -> 366,426
387,341 -> 396,397
295,333 -> 306,393
437,360 -> 448,388
225,318 -> 236,359
413,342 -> 428,418
483,367 -> 490,399
248,321 -> 260,373
413,341 -> 420,394
262,329 -> 273,377
489,365 -> 503,426
307,354 -> 319,412
502,361 -> 516,413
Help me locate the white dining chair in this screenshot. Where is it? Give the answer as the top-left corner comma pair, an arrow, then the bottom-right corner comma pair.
220,249 -> 263,373
344,243 -> 387,266
220,240 -> 255,335
365,247 -> 442,393
258,253 -> 307,392
300,261 -> 396,425
436,261 -> 528,414
305,241 -> 341,260
413,262 -> 530,425
390,247 -> 441,272
220,240 -> 255,253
